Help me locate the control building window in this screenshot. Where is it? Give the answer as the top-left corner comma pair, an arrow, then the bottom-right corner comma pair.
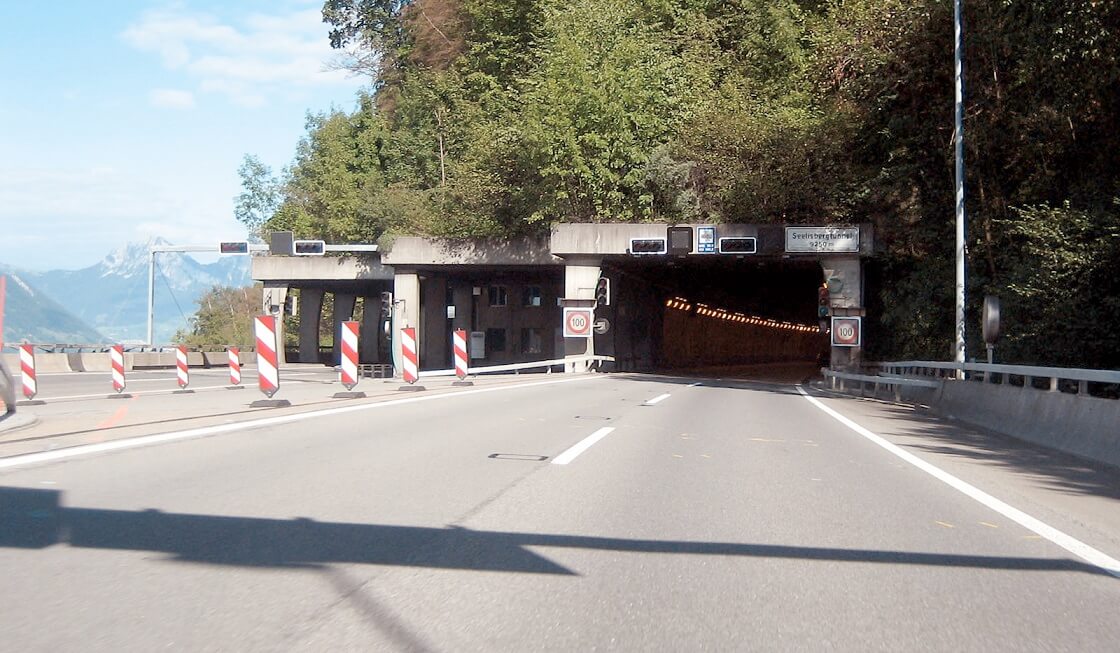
523,286 -> 542,307
520,328 -> 543,354
488,286 -> 508,307
486,328 -> 507,352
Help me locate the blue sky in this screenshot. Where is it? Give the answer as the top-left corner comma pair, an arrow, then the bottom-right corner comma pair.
0,0 -> 368,271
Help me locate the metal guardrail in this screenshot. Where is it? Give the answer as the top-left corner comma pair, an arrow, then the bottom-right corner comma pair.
882,361 -> 1120,396
418,355 -> 615,378
822,368 -> 941,402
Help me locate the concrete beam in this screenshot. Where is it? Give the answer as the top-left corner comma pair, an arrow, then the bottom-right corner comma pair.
383,237 -> 559,266
253,254 -> 393,282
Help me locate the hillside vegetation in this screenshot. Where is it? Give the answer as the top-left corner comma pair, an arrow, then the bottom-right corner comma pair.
241,0 -> 1120,368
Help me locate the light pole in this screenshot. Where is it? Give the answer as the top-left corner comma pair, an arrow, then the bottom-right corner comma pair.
954,0 -> 967,368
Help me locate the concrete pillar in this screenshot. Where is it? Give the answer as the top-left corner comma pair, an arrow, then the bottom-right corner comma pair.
360,294 -> 382,364
392,272 -> 421,377
262,284 -> 288,364
563,258 -> 602,372
331,293 -> 357,365
421,276 -> 449,370
298,287 -> 325,364
451,283 -> 473,334
821,258 -> 864,371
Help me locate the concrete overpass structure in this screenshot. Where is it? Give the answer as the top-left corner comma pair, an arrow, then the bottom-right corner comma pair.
252,223 -> 874,374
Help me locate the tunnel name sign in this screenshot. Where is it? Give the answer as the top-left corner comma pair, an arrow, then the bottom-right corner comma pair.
563,307 -> 594,338
785,227 -> 859,253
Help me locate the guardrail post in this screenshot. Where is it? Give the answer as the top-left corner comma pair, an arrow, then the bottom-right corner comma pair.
1078,379 -> 1089,396
1049,377 -> 1059,392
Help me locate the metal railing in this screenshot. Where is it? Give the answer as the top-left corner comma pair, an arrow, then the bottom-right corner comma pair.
822,368 -> 941,402
882,361 -> 1120,397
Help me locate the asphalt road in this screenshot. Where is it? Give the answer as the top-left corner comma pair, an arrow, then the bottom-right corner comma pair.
1,372 -> 1118,651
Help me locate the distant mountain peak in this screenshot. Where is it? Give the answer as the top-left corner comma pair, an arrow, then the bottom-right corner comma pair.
98,236 -> 173,278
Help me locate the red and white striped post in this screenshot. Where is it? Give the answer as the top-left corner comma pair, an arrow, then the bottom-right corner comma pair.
19,344 -> 36,400
254,316 -> 280,398
452,329 -> 472,386
176,345 -> 189,389
228,347 -> 242,386
110,345 -> 126,394
340,321 -> 360,390
400,327 -> 419,385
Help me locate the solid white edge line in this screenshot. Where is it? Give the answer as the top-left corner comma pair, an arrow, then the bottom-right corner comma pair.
644,393 -> 671,405
0,375 -> 607,471
795,385 -> 1120,578
552,427 -> 616,466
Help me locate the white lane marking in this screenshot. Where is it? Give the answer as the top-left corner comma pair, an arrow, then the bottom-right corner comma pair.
644,393 -> 671,406
0,375 -> 606,471
795,385 -> 1120,578
551,427 -> 616,465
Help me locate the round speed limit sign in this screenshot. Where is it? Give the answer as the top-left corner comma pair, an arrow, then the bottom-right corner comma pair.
563,308 -> 593,338
831,317 -> 861,347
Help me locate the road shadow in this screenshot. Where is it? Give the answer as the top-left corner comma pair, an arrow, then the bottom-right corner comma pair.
0,486 -> 1106,577
810,390 -> 1120,501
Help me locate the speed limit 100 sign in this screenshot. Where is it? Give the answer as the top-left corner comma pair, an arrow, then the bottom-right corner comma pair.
563,307 -> 594,338
831,317 -> 861,347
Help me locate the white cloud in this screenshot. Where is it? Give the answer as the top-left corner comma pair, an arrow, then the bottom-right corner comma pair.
150,88 -> 197,109
121,6 -> 363,108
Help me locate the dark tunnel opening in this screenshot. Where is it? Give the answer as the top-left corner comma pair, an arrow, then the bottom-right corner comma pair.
596,257 -> 829,378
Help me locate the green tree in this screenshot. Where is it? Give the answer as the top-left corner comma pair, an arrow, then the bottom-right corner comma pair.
176,285 -> 263,348
234,155 -> 282,242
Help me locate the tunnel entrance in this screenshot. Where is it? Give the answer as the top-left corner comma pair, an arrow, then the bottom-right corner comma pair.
598,256 -> 829,376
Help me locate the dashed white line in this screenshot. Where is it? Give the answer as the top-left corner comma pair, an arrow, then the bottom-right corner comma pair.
796,385 -> 1120,578
644,393 -> 671,405
552,427 -> 616,465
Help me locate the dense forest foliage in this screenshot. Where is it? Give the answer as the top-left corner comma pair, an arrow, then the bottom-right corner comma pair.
239,0 -> 1120,368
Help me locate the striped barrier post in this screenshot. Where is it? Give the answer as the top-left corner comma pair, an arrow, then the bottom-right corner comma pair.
452,329 -> 472,386
228,347 -> 242,386
109,345 -> 128,397
340,321 -> 360,390
176,345 -> 190,390
254,316 -> 280,399
19,344 -> 36,400
333,321 -> 366,399
398,327 -> 424,391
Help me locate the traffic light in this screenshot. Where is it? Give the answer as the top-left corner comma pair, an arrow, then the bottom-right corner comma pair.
380,291 -> 393,318
218,241 -> 249,255
817,284 -> 831,319
595,277 -> 610,307
284,294 -> 298,316
629,238 -> 667,255
293,239 -> 326,256
667,226 -> 693,255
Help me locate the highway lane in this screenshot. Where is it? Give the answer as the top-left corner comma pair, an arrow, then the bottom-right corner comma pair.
1,374 -> 1118,651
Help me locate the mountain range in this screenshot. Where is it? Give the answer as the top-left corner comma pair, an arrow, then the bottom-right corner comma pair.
2,237 -> 253,345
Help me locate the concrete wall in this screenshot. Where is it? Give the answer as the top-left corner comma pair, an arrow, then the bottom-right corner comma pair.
931,380 -> 1120,469
2,351 -> 257,373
